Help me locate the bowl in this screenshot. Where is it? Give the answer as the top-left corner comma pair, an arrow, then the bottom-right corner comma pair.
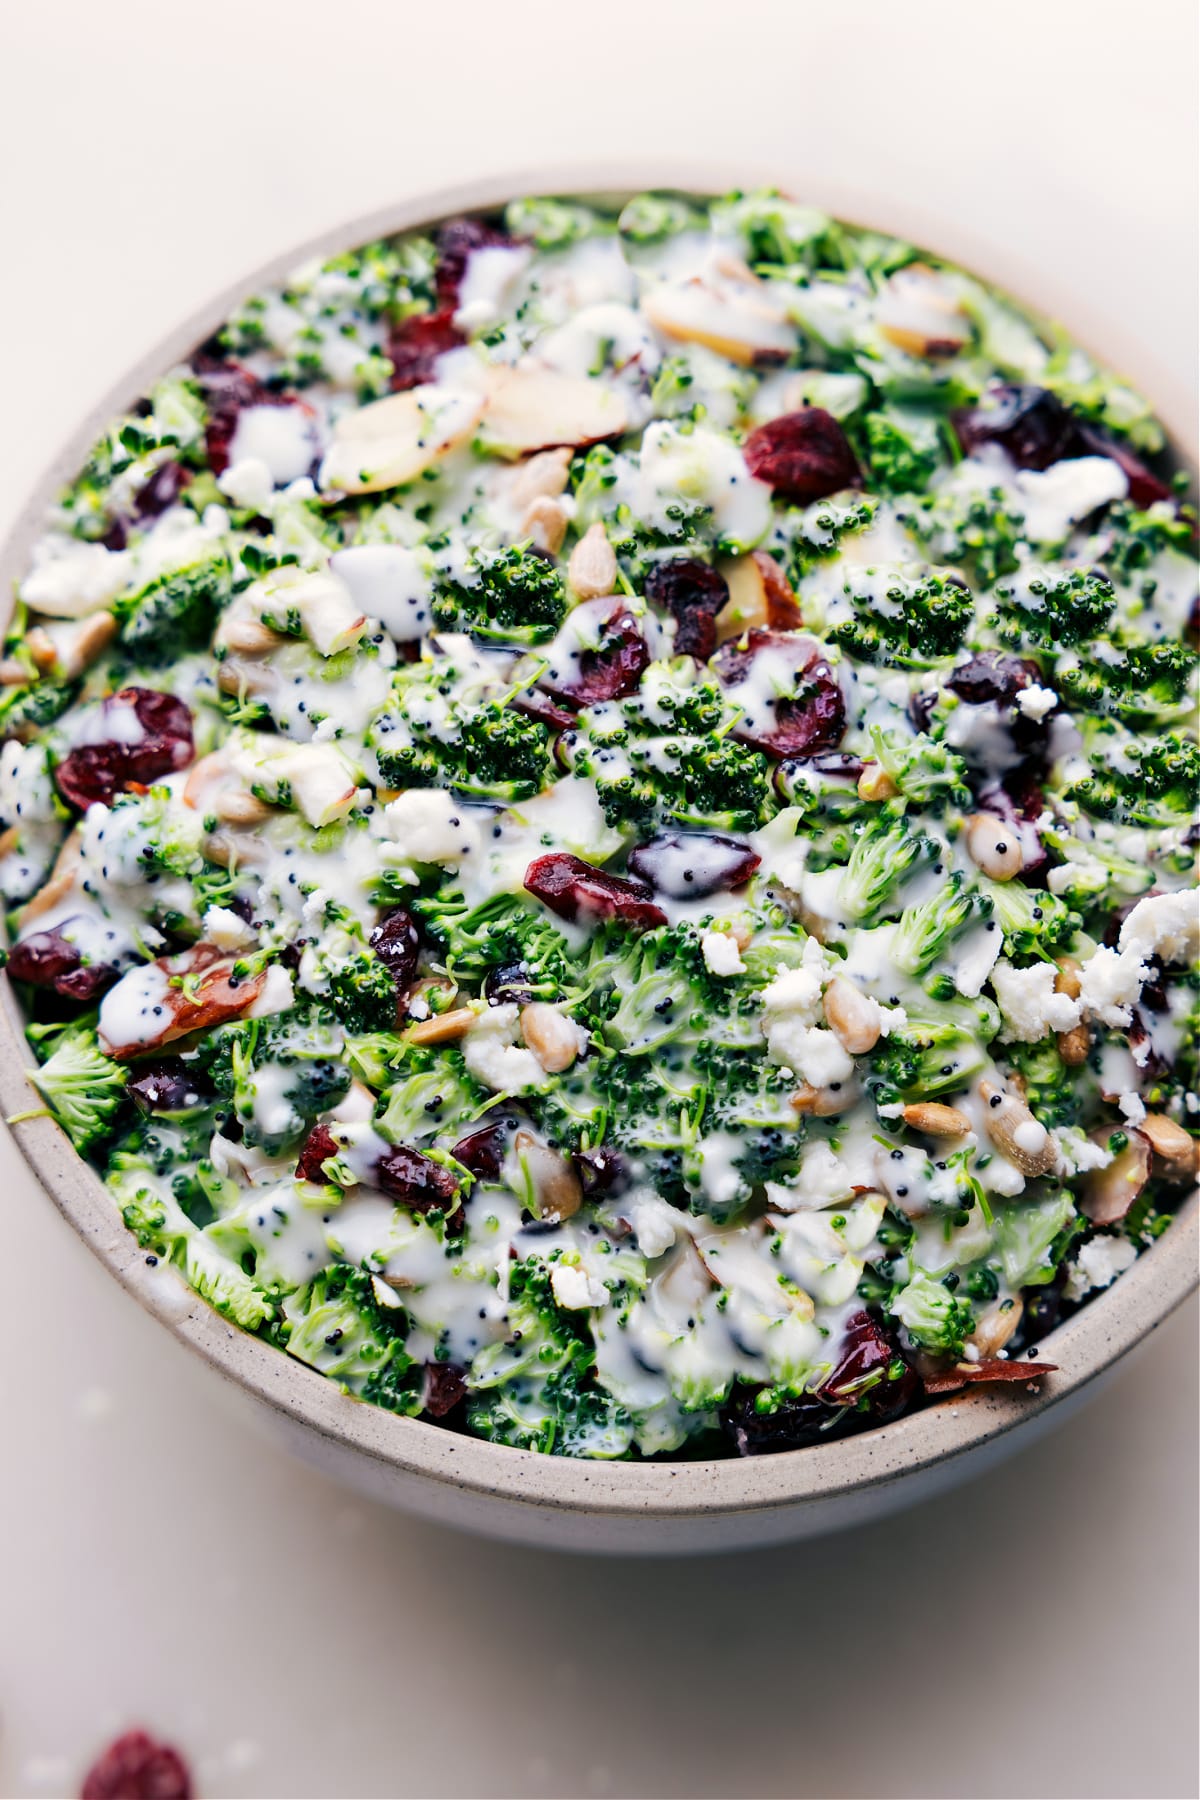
2,170 -> 1196,1554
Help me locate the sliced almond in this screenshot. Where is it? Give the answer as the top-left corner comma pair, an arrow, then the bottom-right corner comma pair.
509,447 -> 573,510
320,385 -> 485,495
217,656 -> 280,699
877,265 -> 971,360
17,828 -> 82,926
99,947 -> 268,1060
0,657 -> 31,686
23,628 -> 58,674
512,1128 -> 582,1223
965,812 -> 1022,882
902,1102 -> 972,1138
567,523 -> 618,600
714,551 -> 802,642
520,1002 -> 584,1073
405,1005 -> 477,1046
1139,1112 -> 1199,1179
479,364 -> 627,458
522,495 -> 568,556
1080,1127 -> 1151,1225
791,1081 -> 858,1117
966,1296 -> 1023,1359
643,274 -> 795,365
822,977 -> 881,1056
1054,956 -> 1084,1001
52,610 -> 119,679
214,790 -> 274,826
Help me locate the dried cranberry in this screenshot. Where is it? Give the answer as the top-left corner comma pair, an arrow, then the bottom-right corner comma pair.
295,1123 -> 340,1184
952,385 -> 1080,471
424,1361 -> 467,1418
716,637 -> 845,759
376,1143 -> 464,1227
742,407 -> 862,502
483,961 -> 534,1005
574,1145 -> 629,1198
451,1117 -> 516,1180
922,1356 -> 1058,1395
388,307 -> 465,390
801,750 -> 865,780
81,1729 -> 192,1800
721,1386 -> 837,1455
370,909 -> 419,990
644,558 -> 729,660
512,690 -> 577,733
55,688 -> 194,811
710,627 -> 809,688
127,1060 -> 205,1113
627,831 -> 760,899
946,651 -> 1038,708
1075,424 -> 1175,509
524,853 -> 667,930
5,924 -> 117,1000
542,609 -> 650,707
434,215 -> 511,305
132,459 -> 190,522
819,1310 -> 918,1421
195,356 -> 282,475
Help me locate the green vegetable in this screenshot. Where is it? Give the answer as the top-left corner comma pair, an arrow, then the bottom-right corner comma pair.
24,1024 -> 128,1153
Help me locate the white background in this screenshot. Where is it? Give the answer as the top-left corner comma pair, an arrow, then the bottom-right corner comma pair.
0,2 -> 1196,1795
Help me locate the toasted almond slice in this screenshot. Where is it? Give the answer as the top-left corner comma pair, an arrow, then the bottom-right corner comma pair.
320,385 -> 486,495
214,790 -> 274,826
1139,1112 -> 1199,1178
17,828 -> 82,926
99,949 -> 269,1060
49,610 -> 119,679
522,495 -> 568,556
714,550 -> 802,641
979,1080 -> 1056,1177
512,1128 -> 582,1223
1080,1127 -> 1152,1224
877,265 -> 971,359
857,761 -> 900,802
643,276 -> 795,364
0,657 -> 30,685
823,977 -> 881,1055
217,656 -> 280,698
567,523 -> 618,599
902,1102 -> 972,1138
23,628 -> 58,674
406,1005 -> 477,1046
966,1296 -> 1023,1358
791,1081 -> 858,1117
479,364 -> 627,458
965,812 -> 1022,882
1056,1023 -> 1091,1066
520,1002 -> 584,1073
509,447 -> 573,509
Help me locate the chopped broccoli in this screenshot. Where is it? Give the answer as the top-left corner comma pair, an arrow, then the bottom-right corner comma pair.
861,407 -> 941,494
285,1263 -> 420,1411
1001,1040 -> 1080,1130
23,1025 -> 129,1153
900,483 -> 1022,588
117,551 -> 232,664
889,1269 -> 975,1356
892,873 -> 992,974
1057,636 -> 1197,725
432,544 -> 566,644
973,876 -> 1080,956
869,726 -> 971,808
618,192 -> 707,244
992,1192 -> 1079,1288
504,196 -> 603,249
1063,729 -> 1200,828
831,566 -> 974,665
993,565 -> 1116,650
838,816 -> 934,921
112,1165 -> 274,1330
327,950 -> 401,1034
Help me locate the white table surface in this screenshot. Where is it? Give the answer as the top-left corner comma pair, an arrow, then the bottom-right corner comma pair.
1,3 -> 1196,1795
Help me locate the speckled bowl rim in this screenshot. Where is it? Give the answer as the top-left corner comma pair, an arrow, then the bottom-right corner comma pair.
1,161 -> 1196,1523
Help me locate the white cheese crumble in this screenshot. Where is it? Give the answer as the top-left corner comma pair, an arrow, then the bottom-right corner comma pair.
701,930 -> 746,976
379,789 -> 482,866
991,960 -> 1081,1043
1063,1234 -> 1138,1302
1014,683 -> 1057,721
1118,889 -> 1199,968
550,1261 -> 608,1311
202,905 -> 257,952
1076,945 -> 1150,1029
462,1003 -> 546,1094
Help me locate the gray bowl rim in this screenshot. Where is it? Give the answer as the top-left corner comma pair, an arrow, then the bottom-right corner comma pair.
1,159 -> 1195,1523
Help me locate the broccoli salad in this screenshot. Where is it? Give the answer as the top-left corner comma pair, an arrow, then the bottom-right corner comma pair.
3,190 -> 1197,1461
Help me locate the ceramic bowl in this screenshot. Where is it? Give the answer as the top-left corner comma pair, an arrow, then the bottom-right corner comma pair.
2,170 -> 1195,1554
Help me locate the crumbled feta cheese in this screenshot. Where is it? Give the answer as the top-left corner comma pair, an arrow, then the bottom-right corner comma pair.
462,1003 -> 545,1093
767,1020 -> 855,1088
1118,888 -> 1200,968
20,539 -> 132,618
1011,455 -> 1128,544
701,930 -> 746,976
766,1140 -> 857,1212
1015,682 -> 1057,721
247,963 -> 295,1020
380,789 -> 482,865
202,905 -> 256,952
1077,945 -> 1150,1028
991,959 -> 1081,1043
1118,1091 -> 1147,1126
551,1260 -> 609,1311
1054,1126 -> 1114,1175
1063,1234 -> 1138,1302
218,457 -> 275,513
625,1188 -> 681,1259
228,402 -> 318,486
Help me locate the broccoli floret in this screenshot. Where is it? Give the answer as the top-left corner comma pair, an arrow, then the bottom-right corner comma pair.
457,703 -> 551,799
993,565 -> 1116,649
1057,636 -> 1197,725
866,1020 -> 989,1107
117,551 -> 232,664
861,407 -> 941,494
432,544 -> 566,644
869,727 -> 971,809
22,1025 -> 129,1153
285,1263 -> 419,1411
111,1164 -> 274,1329
889,1270 -> 975,1356
900,484 -> 1022,589
670,739 -> 771,829
1040,827 -> 1153,916
327,951 -> 400,1034
0,675 -> 79,739
711,189 -> 832,269
413,890 -> 576,994
1064,730 -> 1200,828
831,567 -> 974,665
1001,1040 -> 1080,1130
973,877 -> 1080,957
992,1192 -> 1079,1288
617,192 -> 706,244
892,873 -> 992,975
1095,499 -> 1196,585
839,817 -> 934,922
504,196 -> 602,249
